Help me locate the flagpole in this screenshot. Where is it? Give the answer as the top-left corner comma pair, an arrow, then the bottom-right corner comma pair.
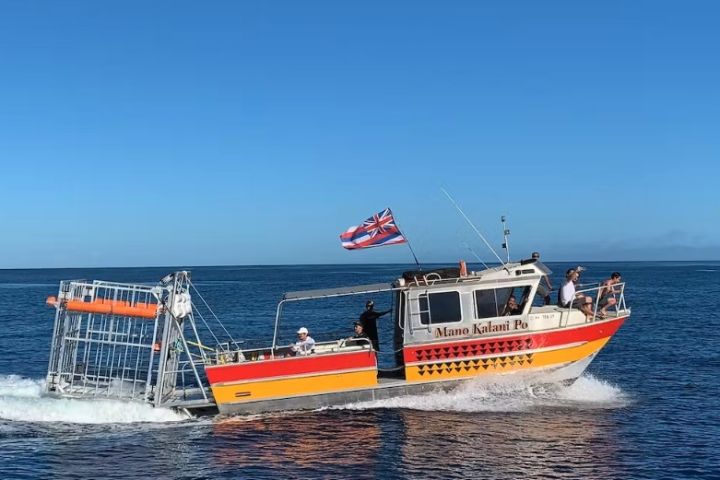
405,241 -> 421,269
389,209 -> 421,269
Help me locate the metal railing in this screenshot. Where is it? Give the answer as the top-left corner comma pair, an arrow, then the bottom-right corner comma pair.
562,281 -> 629,324
207,337 -> 374,366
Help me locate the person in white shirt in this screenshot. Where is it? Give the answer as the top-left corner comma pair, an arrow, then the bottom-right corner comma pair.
291,327 -> 315,356
559,269 -> 594,318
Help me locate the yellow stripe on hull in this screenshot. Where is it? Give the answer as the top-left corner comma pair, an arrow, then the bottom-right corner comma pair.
212,369 -> 378,405
404,337 -> 611,382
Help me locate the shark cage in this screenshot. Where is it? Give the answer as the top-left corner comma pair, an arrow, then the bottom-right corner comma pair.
45,271 -> 231,411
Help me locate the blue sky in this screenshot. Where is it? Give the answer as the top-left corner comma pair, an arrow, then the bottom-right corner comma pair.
0,1 -> 718,268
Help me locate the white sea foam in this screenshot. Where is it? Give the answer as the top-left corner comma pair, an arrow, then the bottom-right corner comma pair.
0,374 -> 44,398
337,374 -> 628,413
553,374 -> 626,404
0,375 -> 188,424
0,423 -> 19,433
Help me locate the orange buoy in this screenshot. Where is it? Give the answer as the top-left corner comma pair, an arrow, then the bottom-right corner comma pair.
459,260 -> 468,277
46,296 -> 159,319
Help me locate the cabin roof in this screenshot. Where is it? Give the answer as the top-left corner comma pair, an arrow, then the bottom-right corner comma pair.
281,260 -> 551,301
282,282 -> 395,301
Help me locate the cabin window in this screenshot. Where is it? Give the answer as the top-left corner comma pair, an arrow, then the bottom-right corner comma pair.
419,291 -> 462,324
474,286 -> 532,318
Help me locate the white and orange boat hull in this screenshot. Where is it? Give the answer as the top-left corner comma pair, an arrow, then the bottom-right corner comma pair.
206,316 -> 626,415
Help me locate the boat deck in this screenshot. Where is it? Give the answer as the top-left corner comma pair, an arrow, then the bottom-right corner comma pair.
163,387 -> 216,410
377,377 -> 407,387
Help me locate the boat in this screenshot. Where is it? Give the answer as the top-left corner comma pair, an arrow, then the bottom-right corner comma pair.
43,258 -> 629,415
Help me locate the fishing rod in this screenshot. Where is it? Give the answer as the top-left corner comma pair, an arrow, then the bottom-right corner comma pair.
441,188 -> 506,266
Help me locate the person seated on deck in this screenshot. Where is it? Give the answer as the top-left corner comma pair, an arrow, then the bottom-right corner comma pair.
345,321 -> 371,347
502,295 -> 522,316
559,269 -> 595,319
598,272 -> 622,316
291,327 -> 316,356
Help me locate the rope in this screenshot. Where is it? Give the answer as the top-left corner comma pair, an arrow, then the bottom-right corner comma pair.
186,339 -> 215,352
188,279 -> 238,347
190,303 -> 223,347
376,347 -> 405,356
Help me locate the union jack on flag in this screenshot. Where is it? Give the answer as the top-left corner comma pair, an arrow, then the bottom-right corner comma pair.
340,208 -> 407,250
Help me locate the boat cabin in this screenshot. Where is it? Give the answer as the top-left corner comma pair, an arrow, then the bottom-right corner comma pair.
395,260 -> 548,348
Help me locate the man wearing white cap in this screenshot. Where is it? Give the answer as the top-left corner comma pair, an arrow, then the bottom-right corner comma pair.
291,327 -> 315,356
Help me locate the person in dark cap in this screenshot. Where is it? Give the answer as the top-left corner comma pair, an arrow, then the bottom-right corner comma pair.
358,300 -> 391,351
531,252 -> 553,305
346,321 -> 370,347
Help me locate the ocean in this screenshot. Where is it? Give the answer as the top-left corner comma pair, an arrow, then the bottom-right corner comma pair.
0,262 -> 718,479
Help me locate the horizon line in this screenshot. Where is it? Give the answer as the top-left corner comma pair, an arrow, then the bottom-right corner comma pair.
1,259 -> 719,271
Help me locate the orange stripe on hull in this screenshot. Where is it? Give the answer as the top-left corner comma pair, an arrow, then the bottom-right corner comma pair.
211,369 -> 378,405
404,336 -> 611,382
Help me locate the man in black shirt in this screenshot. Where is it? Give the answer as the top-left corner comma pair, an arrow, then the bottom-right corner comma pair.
346,321 -> 371,347
359,300 -> 391,351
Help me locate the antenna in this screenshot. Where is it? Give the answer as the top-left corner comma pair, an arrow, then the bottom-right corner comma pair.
501,215 -> 511,263
441,188 -> 505,266
462,241 -> 489,269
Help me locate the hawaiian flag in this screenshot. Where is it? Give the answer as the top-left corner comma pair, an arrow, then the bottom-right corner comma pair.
340,208 -> 408,250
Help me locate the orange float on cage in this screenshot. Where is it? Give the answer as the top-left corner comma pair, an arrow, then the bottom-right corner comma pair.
46,296 -> 159,319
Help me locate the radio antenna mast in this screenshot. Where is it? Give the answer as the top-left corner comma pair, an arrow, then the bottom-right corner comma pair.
501,215 -> 511,263
461,241 -> 489,269
441,188 -> 505,266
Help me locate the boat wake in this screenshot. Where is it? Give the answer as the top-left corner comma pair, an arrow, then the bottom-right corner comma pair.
0,375 -> 188,424
337,374 -> 629,413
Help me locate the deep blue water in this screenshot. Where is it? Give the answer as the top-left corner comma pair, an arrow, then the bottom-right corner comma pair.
0,262 -> 718,479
